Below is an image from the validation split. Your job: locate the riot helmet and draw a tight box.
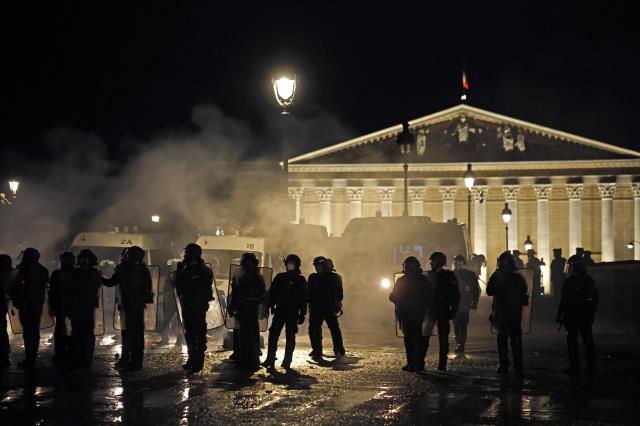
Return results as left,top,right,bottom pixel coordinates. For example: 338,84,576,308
567,255,586,275
127,246,145,263
284,254,301,271
313,256,326,273
183,243,203,262
240,252,259,268
429,251,447,271
78,249,97,269
325,258,336,272
402,256,422,274
20,248,40,265
60,251,75,270
497,251,516,271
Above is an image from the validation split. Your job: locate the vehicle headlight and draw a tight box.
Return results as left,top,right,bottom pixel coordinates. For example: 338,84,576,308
380,278,391,289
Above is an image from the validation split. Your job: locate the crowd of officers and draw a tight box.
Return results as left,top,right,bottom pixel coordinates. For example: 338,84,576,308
389,248,599,377
0,243,599,377
0,243,345,374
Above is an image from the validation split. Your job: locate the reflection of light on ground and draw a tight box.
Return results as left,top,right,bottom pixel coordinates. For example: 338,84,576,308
100,335,116,346
181,344,188,354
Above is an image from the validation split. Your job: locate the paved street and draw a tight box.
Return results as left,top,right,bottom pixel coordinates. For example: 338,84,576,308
1,323,639,425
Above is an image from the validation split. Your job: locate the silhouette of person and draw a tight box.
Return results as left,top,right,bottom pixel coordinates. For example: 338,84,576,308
307,256,345,360
556,255,599,374
512,250,525,269
487,251,528,378
526,249,543,301
175,243,214,372
49,252,75,367
8,248,49,369
425,252,460,371
452,255,480,354
550,248,566,305
389,256,430,372
262,254,307,369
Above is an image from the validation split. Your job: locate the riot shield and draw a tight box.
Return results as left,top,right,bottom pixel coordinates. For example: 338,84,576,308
393,273,437,338
113,265,160,332
490,268,534,335
169,264,226,332
224,264,272,332
6,269,55,335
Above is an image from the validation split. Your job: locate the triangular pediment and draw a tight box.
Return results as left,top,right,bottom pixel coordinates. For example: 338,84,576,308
288,105,640,165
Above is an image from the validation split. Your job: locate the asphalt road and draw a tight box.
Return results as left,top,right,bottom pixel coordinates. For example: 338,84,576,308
1,323,639,425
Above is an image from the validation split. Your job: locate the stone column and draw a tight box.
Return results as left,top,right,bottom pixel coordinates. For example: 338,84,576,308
566,184,583,254
346,187,364,221
471,186,487,281
316,188,333,236
378,187,395,217
599,183,616,262
439,186,457,221
409,187,425,216
534,184,552,292
288,188,304,224
502,185,520,251
634,184,640,260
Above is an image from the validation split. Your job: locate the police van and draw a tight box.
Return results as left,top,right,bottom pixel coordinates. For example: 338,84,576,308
334,216,471,326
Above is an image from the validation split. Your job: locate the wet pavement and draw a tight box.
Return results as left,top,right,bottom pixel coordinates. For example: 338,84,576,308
1,324,640,425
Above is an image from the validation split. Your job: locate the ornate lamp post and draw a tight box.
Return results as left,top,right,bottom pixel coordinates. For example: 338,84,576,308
524,235,534,251
1,180,20,205
463,163,475,244
272,76,297,115
396,122,416,217
501,202,512,251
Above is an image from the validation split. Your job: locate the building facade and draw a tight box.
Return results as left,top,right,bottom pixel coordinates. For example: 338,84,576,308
287,104,640,291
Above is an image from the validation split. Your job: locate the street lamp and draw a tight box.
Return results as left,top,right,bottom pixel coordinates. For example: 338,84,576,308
396,122,416,217
463,163,475,244
272,76,296,114
151,215,160,223
8,180,19,198
524,235,533,251
501,202,512,251
627,240,640,249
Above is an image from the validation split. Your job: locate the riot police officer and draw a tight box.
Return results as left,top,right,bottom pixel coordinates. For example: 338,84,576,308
425,252,460,371
174,243,214,372
512,250,525,269
308,256,345,360
550,248,566,305
71,249,102,370
262,254,307,370
556,255,599,374
526,249,543,303
49,252,75,367
452,255,480,354
389,256,430,372
0,254,13,368
103,246,153,371
228,252,266,370
486,251,529,377
8,248,49,369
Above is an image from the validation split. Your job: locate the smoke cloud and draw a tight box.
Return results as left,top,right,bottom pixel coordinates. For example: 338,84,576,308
0,104,353,260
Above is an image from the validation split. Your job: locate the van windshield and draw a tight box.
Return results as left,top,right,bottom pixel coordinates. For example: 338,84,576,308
202,250,262,279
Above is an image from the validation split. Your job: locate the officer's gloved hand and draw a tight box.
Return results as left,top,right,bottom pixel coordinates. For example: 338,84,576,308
297,315,305,325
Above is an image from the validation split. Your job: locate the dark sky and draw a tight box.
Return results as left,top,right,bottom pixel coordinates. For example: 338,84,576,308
2,2,638,164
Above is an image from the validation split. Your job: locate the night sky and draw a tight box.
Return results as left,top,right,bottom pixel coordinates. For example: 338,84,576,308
2,2,638,164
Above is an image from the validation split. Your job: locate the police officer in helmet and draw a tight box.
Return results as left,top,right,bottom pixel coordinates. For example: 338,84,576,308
8,248,49,369
389,256,430,372
175,243,214,372
487,251,528,378
103,246,153,371
262,254,308,369
425,252,460,371
307,256,345,360
49,252,75,367
556,255,599,375
452,255,480,354
228,252,267,370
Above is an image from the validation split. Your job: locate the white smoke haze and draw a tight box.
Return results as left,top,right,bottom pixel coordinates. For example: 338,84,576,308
0,104,353,260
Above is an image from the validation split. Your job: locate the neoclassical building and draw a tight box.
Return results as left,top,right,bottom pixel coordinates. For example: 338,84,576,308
286,104,640,291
